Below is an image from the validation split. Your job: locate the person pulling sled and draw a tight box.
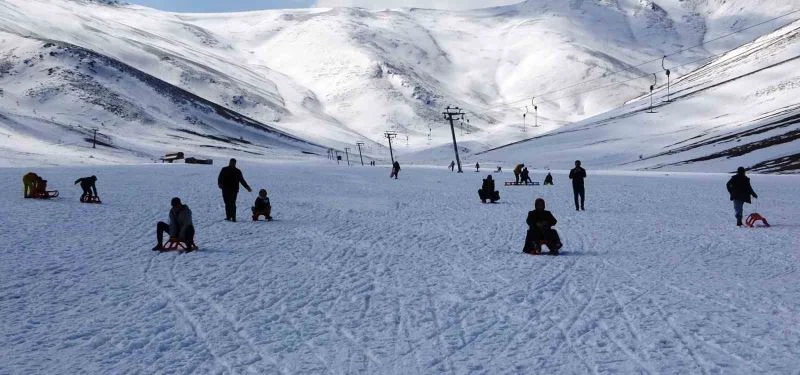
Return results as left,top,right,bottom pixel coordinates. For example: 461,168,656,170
478,175,500,203
26,174,59,199
75,175,101,203
523,198,562,255
152,197,197,252
726,167,758,227
252,189,273,221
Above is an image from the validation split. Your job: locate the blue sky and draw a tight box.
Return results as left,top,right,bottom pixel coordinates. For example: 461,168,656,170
130,0,520,12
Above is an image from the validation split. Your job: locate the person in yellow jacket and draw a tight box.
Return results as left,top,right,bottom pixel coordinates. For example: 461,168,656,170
22,172,39,198
513,164,525,184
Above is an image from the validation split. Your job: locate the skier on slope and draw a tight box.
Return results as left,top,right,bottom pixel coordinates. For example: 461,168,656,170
74,175,98,202
569,160,587,211
726,167,758,227
513,164,525,184
152,197,195,252
478,175,500,203
218,158,252,222
391,161,401,179
523,198,562,255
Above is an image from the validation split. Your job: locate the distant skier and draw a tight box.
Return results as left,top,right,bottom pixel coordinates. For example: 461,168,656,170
523,198,562,255
475,162,480,172
152,197,195,252
22,172,39,198
252,189,273,221
478,175,500,203
521,167,534,184
74,175,98,202
390,161,401,179
543,172,554,185
726,167,758,227
569,160,586,211
218,158,252,222
513,164,525,183
449,161,455,171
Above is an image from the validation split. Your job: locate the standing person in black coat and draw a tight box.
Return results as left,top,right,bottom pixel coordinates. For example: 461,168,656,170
523,198,562,255
726,167,758,226
569,160,587,211
391,161,401,179
478,175,500,203
217,158,252,222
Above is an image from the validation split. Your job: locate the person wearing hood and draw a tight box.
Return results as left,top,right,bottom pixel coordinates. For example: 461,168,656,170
153,197,195,251
523,198,562,255
74,175,98,201
726,167,758,226
478,175,500,203
543,172,554,185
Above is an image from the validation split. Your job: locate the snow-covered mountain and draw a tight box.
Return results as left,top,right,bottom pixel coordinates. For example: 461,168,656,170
0,0,798,167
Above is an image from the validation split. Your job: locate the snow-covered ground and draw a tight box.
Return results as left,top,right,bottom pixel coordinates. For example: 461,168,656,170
2,162,799,373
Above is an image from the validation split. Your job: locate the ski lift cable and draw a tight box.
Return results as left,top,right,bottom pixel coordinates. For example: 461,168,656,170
467,9,800,115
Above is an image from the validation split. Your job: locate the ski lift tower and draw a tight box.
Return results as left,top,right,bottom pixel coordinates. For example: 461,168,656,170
384,131,398,163
443,106,465,173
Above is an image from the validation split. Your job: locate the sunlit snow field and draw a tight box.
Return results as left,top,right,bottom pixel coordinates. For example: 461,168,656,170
2,162,799,373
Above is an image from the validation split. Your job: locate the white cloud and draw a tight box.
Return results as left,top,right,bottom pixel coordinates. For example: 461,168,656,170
313,0,522,10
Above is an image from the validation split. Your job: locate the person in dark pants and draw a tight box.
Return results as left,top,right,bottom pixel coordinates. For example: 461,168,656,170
391,161,401,179
543,172,554,185
521,167,534,184
153,197,195,251
74,175,98,201
569,160,586,211
523,198,562,255
726,167,758,226
252,189,272,221
218,158,252,222
478,175,500,203
513,164,525,183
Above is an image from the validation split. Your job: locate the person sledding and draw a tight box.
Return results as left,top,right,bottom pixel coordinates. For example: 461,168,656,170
522,198,562,255
26,174,59,199
252,189,273,221
726,167,758,227
152,197,196,252
521,167,534,184
543,172,554,185
478,175,500,203
74,175,100,203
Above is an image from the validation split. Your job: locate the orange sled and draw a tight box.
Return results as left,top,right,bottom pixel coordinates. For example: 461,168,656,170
162,238,198,252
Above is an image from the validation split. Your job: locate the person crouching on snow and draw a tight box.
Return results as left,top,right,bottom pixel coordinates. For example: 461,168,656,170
523,198,563,255
478,175,500,203
252,189,273,221
152,197,195,252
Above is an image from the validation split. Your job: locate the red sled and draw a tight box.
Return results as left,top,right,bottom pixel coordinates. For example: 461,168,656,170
30,190,59,199
746,213,770,228
80,196,102,204
162,238,198,252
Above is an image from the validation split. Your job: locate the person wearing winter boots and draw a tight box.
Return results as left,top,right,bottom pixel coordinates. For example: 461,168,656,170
475,162,480,172
218,158,252,222
252,189,273,221
569,160,587,211
543,172,554,185
74,175,99,202
153,197,195,252
478,175,500,203
513,164,525,183
726,167,758,226
523,198,562,255
22,172,39,198
390,161,401,179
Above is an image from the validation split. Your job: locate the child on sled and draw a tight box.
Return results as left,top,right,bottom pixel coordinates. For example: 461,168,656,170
252,189,272,221
523,198,563,255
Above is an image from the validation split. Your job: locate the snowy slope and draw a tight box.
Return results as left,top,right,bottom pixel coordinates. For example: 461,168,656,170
2,163,799,373
1,0,799,165
478,19,800,173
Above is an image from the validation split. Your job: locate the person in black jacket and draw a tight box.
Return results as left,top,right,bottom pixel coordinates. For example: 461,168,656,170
74,175,98,201
523,198,562,255
521,167,534,184
252,189,272,221
726,167,758,226
569,160,586,211
217,158,252,222
391,161,401,179
478,175,500,203
543,172,554,185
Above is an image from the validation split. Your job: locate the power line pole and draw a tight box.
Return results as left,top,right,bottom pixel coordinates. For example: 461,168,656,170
344,147,351,166
356,142,365,166
443,106,465,173
662,56,671,102
384,131,397,163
